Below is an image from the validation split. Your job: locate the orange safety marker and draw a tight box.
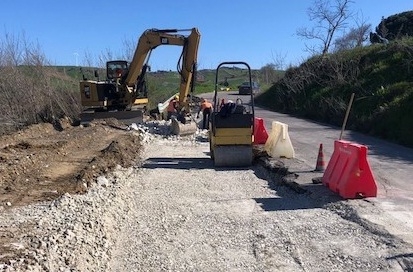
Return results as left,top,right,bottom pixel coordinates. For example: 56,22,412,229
314,143,326,172
322,140,377,199
253,117,268,145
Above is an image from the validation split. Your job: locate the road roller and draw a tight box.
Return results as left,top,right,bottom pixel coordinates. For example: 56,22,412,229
209,61,255,167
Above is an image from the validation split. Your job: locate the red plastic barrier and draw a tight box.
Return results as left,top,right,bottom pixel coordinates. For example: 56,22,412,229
253,117,268,144
322,140,377,199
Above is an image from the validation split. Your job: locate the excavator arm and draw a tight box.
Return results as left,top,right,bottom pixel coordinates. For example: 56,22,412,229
176,28,200,113
125,28,200,114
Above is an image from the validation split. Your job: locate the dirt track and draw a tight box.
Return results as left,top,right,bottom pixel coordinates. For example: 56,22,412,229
0,118,142,261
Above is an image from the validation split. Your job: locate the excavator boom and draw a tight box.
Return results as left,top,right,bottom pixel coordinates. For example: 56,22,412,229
126,28,200,111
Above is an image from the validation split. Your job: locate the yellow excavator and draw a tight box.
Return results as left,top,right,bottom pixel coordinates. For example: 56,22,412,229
79,28,200,134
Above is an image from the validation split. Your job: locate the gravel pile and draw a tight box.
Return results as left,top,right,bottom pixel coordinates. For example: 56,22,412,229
1,121,413,271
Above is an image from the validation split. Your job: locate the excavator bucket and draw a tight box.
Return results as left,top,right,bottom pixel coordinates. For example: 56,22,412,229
171,117,198,135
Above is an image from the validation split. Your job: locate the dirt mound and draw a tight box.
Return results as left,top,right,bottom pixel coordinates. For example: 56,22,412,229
0,119,142,209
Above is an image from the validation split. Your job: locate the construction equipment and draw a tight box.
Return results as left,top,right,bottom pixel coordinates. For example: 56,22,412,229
209,62,255,167
79,28,201,134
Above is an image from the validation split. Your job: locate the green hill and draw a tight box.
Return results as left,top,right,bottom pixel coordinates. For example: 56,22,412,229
255,38,413,147
59,66,270,106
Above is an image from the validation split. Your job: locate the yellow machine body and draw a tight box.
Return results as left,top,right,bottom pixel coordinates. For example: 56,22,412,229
209,61,255,167
79,28,200,130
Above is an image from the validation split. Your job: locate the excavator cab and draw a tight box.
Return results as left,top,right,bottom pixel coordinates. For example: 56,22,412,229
209,61,255,167
107,61,128,80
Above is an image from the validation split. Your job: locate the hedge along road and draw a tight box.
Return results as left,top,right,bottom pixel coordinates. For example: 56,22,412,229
200,90,413,245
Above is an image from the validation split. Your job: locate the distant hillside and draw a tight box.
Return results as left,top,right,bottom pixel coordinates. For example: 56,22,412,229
255,38,413,148
148,67,274,99
68,66,276,109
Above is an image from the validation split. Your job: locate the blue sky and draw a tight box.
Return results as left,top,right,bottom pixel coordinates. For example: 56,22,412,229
1,1,412,70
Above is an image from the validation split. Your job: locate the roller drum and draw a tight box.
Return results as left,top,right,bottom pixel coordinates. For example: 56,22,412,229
213,146,253,167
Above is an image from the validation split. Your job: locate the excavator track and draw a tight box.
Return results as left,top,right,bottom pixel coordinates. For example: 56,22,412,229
80,110,143,126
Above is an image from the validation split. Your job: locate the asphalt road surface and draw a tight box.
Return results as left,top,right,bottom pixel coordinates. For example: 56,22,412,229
201,90,413,244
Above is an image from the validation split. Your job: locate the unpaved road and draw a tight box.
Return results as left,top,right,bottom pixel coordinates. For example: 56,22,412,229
108,135,413,271
1,119,413,271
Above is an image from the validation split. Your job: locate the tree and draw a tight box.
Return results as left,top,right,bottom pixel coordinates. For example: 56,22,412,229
97,48,114,68
334,22,371,51
376,10,413,40
122,37,136,61
260,63,276,85
297,0,354,55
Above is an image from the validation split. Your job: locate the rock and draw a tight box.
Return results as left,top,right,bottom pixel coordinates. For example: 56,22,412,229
97,176,109,187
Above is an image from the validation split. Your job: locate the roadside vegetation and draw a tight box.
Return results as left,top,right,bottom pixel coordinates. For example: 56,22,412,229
0,34,81,133
256,9,413,147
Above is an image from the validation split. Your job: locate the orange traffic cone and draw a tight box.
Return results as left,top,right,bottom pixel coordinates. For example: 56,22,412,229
314,143,326,172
